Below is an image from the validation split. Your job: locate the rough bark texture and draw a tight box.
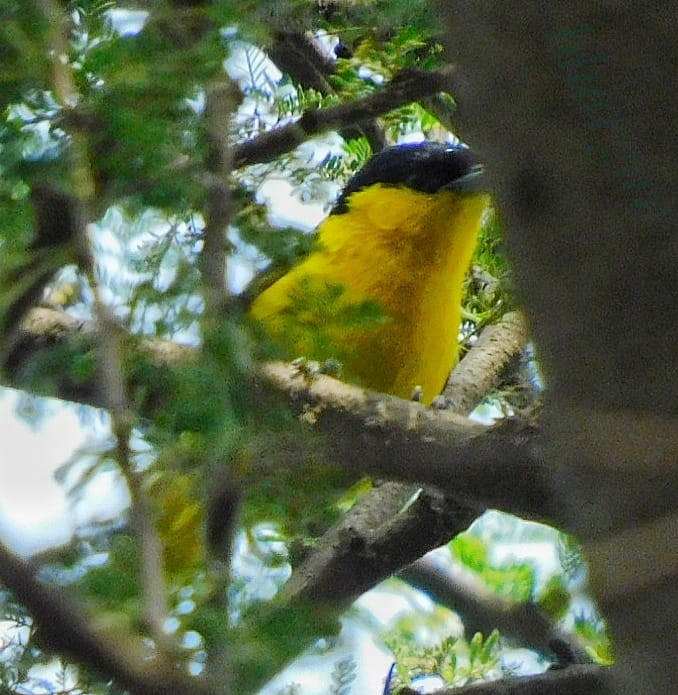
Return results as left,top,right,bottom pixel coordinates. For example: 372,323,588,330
433,3,678,693
443,311,529,414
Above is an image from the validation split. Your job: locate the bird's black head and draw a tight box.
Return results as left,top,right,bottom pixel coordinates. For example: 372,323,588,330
332,142,484,214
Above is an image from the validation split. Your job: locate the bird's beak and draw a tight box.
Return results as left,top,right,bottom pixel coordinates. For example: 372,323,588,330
441,164,486,194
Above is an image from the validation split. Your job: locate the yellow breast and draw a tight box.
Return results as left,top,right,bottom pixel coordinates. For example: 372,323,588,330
250,184,489,403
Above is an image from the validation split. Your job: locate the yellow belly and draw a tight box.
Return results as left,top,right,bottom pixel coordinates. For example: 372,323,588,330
250,185,489,403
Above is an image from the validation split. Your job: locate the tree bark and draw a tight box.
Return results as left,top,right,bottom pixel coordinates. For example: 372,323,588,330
433,3,678,693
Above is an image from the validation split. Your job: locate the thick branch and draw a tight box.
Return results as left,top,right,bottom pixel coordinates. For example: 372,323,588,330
277,310,531,611
4,307,554,521
260,361,554,521
268,30,337,94
280,485,480,606
277,313,549,642
6,308,571,654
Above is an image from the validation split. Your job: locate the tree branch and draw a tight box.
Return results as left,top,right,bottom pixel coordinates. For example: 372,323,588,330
268,30,337,94
4,307,555,521
4,309,565,656
5,308,571,669
267,29,387,152
259,361,554,520
398,663,611,695
275,312,549,642
399,557,570,656
232,66,457,167
0,541,220,695
280,484,481,606
443,311,529,414
200,80,240,317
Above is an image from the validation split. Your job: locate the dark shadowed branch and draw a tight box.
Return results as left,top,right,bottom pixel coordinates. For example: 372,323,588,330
399,663,610,695
399,557,572,656
438,4,678,693
267,29,388,152
280,484,481,607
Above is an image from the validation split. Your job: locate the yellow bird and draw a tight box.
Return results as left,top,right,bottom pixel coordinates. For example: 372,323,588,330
250,142,489,404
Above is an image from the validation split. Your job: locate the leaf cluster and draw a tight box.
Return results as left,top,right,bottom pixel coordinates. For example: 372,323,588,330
385,630,503,691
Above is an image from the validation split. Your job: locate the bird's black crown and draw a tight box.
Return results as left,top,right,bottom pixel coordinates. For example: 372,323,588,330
332,142,481,214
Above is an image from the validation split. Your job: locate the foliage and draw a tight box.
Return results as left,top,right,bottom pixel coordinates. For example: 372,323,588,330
329,655,358,695
384,630,503,691
450,518,611,666
450,534,535,603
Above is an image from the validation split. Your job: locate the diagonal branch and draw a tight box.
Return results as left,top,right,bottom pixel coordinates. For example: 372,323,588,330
232,66,457,167
267,29,387,152
278,310,530,609
443,311,529,413
0,540,220,695
280,484,482,606
398,557,574,657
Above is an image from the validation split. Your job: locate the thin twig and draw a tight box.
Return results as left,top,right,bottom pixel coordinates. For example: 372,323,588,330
197,73,243,691
200,81,241,318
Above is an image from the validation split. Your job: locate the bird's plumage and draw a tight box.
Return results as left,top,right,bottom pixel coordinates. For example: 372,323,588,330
250,142,490,403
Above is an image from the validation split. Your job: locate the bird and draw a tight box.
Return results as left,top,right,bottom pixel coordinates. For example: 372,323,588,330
249,141,490,404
